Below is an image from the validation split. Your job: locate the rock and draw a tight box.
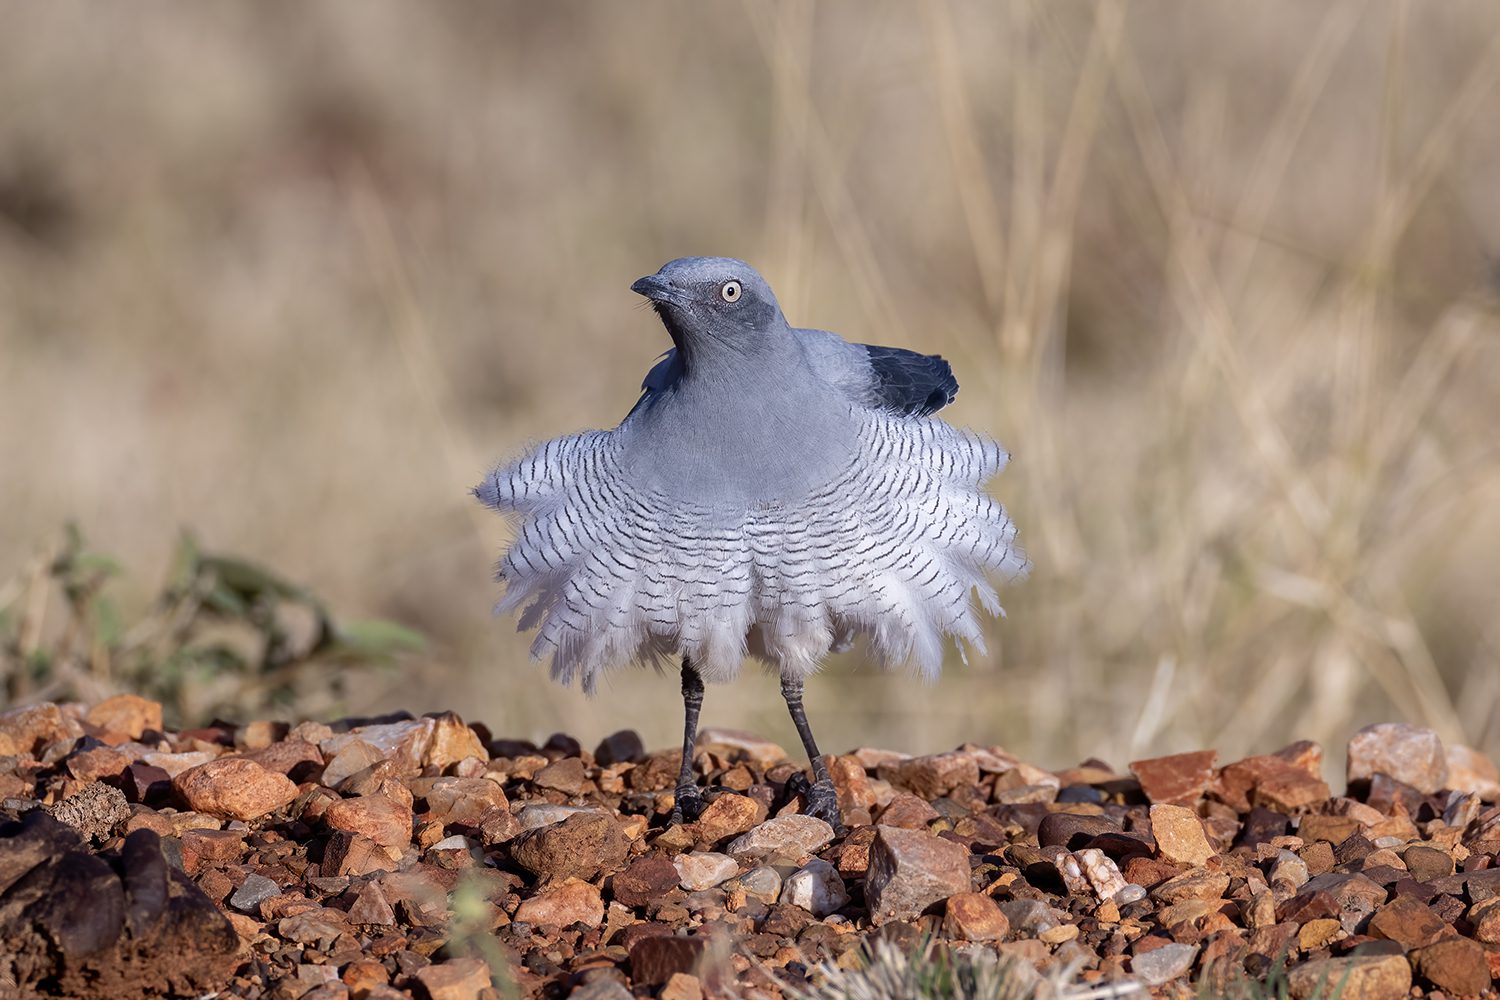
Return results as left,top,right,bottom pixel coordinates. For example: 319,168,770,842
321,739,386,788
319,713,485,775
65,745,131,782
509,810,629,883
1268,849,1310,891
726,815,834,859
324,830,391,877
1445,744,1500,800
877,794,941,829
673,852,738,891
141,750,217,778
1130,751,1217,805
612,853,682,908
889,751,981,799
241,738,323,780
594,730,646,766
629,935,709,989
736,865,784,905
780,858,848,917
660,972,704,1000
1400,844,1453,882
476,805,522,846
1131,942,1198,986
1366,895,1446,950
865,825,971,924
694,793,764,843
1075,848,1128,902
0,702,75,755
172,757,298,821
1299,871,1387,914
1217,754,1331,813
229,873,280,913
943,891,1009,941
85,694,163,740
1413,936,1490,996
0,816,240,999
414,957,491,1000
828,755,878,811
1347,723,1447,795
697,728,787,769
1036,812,1117,849
532,756,588,794
349,879,397,925
1149,804,1215,866
1472,898,1500,943
49,781,130,841
423,777,507,826
1286,953,1411,1000
514,877,604,928
179,828,245,874
323,794,414,849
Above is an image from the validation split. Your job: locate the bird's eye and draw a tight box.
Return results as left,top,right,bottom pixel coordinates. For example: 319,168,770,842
720,280,742,303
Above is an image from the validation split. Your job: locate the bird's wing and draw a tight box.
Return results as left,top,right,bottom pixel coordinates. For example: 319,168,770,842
797,328,959,417
624,349,685,419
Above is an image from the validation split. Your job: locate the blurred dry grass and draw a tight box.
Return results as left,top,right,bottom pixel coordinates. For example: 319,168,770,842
2,1,1499,771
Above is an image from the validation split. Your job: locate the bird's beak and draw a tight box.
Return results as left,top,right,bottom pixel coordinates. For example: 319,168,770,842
630,274,688,307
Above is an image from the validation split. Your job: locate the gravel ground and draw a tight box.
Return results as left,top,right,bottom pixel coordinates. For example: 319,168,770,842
1,698,1498,999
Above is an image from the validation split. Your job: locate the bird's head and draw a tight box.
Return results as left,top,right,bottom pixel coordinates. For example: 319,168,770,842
630,257,787,363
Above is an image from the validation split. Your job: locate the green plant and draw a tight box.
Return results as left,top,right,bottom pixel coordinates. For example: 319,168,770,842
0,524,424,724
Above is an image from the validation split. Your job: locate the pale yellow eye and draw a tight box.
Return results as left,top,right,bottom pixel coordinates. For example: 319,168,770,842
720,280,742,303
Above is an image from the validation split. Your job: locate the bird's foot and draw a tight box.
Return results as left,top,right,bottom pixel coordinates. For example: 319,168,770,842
669,784,705,826
805,778,843,830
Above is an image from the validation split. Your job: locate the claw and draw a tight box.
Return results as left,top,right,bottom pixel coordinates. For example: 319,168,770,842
805,778,844,833
670,785,705,826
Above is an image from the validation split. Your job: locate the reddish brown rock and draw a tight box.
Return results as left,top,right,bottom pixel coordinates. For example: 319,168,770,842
85,694,163,740
725,815,834,858
889,751,980,800
1286,953,1410,1000
423,777,507,826
348,879,397,925
1347,723,1447,795
693,793,764,844
612,852,682,908
877,794,941,829
1413,936,1490,996
1445,744,1500,800
629,935,709,988
241,739,323,779
323,794,414,849
0,702,76,755
179,829,246,875
413,957,491,1000
65,746,131,783
1366,895,1446,951
1149,804,1215,866
172,757,298,821
1130,751,1217,806
509,810,629,882
532,756,588,795
865,825,971,924
828,754,878,811
324,830,391,877
514,878,603,928
943,891,1009,941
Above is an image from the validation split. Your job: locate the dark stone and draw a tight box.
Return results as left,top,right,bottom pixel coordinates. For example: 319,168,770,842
1037,812,1117,851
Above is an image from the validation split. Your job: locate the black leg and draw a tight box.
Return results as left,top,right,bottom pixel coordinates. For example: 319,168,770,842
670,658,705,825
780,675,842,829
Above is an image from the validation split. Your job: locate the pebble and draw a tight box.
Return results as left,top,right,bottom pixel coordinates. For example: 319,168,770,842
1129,750,1217,805
229,873,281,913
1132,942,1198,985
172,757,299,821
780,858,848,917
864,825,971,924
725,815,834,859
1148,803,1215,866
413,957,491,1000
84,694,163,740
509,810,629,882
943,891,1009,942
673,852,739,891
1285,953,1410,1000
693,793,764,843
594,729,646,766
1346,723,1448,794
513,878,604,929
323,794,414,849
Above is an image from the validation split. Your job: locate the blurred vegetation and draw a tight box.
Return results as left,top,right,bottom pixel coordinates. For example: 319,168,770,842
0,525,422,725
0,3,1498,766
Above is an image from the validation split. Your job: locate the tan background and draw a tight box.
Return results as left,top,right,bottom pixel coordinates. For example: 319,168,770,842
3,2,1499,771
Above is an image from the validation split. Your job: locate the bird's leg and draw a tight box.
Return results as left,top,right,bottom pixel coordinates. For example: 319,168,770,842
780,675,843,829
670,658,706,825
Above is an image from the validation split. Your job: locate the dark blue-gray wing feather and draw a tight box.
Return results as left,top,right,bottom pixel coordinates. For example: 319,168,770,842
862,345,958,416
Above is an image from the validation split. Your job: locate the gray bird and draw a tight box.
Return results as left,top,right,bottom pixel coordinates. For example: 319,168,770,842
475,256,1027,826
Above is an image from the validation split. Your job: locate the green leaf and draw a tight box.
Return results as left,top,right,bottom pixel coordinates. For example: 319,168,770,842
328,619,427,659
